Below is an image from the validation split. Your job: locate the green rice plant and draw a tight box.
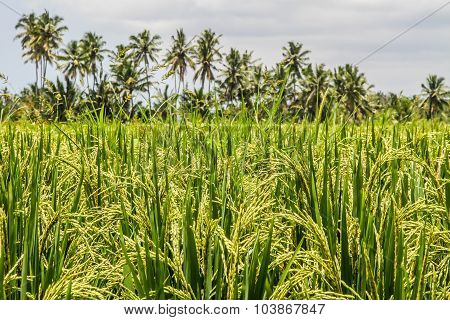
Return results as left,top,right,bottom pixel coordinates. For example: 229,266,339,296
0,114,448,300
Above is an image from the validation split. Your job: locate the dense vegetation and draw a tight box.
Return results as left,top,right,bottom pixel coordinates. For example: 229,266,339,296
0,115,449,299
0,11,449,122
0,11,449,301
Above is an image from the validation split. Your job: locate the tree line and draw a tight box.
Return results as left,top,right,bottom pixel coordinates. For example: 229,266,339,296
1,10,449,122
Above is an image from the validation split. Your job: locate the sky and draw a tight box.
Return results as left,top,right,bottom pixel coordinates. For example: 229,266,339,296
0,0,449,95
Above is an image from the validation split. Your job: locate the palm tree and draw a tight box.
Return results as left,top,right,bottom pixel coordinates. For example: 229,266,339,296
129,30,162,107
15,13,40,92
281,42,310,94
16,11,67,91
193,29,222,92
383,92,415,122
85,74,117,118
58,40,87,83
111,46,149,117
420,75,449,119
110,44,130,67
269,63,289,110
300,64,331,120
249,64,270,98
44,77,79,121
242,50,257,71
80,32,108,90
220,48,245,105
34,11,68,87
333,64,373,119
165,29,195,94
240,50,260,107
153,84,176,119
182,88,211,116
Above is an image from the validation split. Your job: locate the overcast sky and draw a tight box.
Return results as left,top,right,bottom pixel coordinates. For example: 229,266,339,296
1,0,449,94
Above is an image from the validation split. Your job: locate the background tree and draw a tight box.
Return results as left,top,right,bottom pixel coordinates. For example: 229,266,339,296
153,84,176,119
80,32,108,91
420,75,449,119
281,42,310,96
85,74,117,118
372,91,418,122
15,12,67,90
111,46,148,117
129,30,162,107
333,64,373,119
11,9,449,123
165,29,195,94
58,40,87,84
219,48,245,106
44,77,79,121
15,13,40,92
181,88,211,116
34,11,68,86
269,63,289,112
248,64,271,101
300,64,331,120
193,29,222,92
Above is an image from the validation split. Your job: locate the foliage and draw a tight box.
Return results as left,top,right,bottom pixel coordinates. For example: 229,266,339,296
421,75,450,120
2,8,449,302
7,10,449,122
333,64,373,120
0,116,448,300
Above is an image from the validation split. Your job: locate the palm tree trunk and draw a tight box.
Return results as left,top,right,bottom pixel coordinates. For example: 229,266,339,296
35,62,39,96
86,76,90,92
174,75,177,96
43,58,48,88
201,78,205,92
40,60,43,89
129,90,135,118
145,58,152,109
93,63,98,91
178,73,183,95
93,73,97,92
427,99,432,120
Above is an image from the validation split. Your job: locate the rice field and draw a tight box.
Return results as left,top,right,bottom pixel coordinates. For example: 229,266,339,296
0,116,449,300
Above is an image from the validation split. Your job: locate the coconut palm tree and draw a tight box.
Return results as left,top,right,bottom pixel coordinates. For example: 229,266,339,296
193,29,222,92
420,75,449,119
333,64,373,119
129,30,162,107
217,49,256,108
110,44,130,67
44,77,79,121
220,48,245,106
15,13,40,92
80,32,108,90
153,84,176,119
249,64,271,98
242,50,257,71
58,40,87,84
83,74,118,118
111,46,149,117
281,42,310,94
182,88,212,116
300,64,331,120
382,92,416,122
165,29,195,94
268,63,290,110
16,11,67,91
34,11,68,87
